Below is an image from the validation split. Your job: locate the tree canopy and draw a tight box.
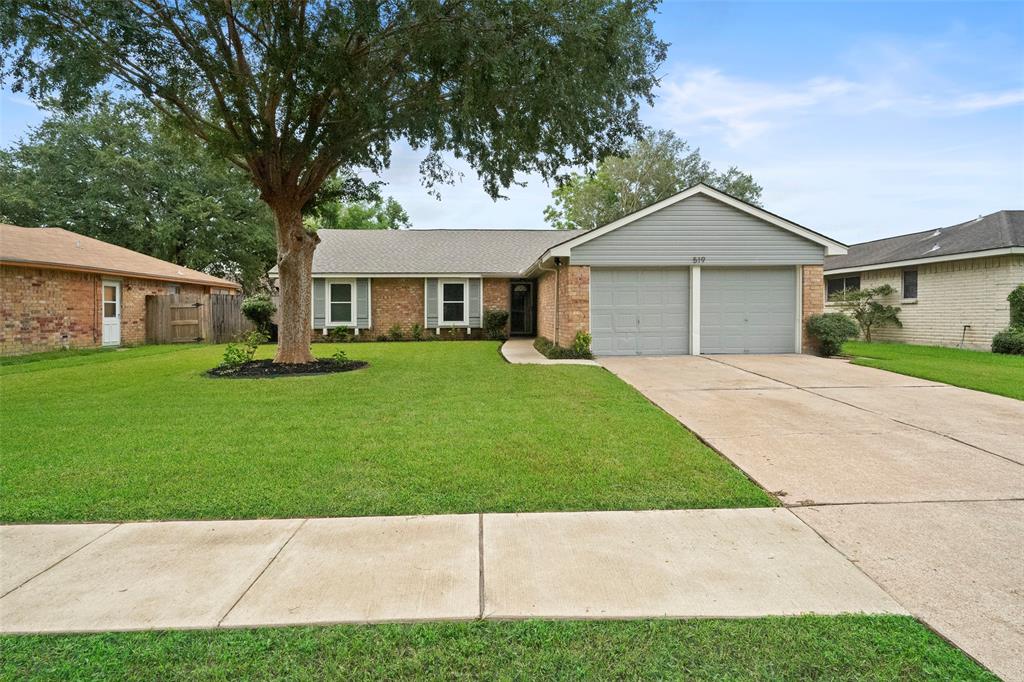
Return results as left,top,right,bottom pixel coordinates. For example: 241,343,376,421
544,130,763,230
304,174,410,230
2,1,666,362
0,99,275,291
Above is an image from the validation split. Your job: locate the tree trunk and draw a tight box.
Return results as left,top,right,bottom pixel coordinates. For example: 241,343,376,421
270,201,319,364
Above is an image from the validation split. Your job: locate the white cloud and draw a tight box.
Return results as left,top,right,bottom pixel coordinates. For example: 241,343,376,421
656,65,1024,147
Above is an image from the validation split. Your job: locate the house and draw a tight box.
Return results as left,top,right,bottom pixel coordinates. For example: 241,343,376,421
0,224,241,355
281,184,847,355
824,211,1024,350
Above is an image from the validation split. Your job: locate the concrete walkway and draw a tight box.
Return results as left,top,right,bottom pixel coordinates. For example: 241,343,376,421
601,354,1024,681
500,338,598,365
0,509,902,633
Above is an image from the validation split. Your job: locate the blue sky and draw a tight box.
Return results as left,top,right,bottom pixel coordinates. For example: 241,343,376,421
2,1,1022,244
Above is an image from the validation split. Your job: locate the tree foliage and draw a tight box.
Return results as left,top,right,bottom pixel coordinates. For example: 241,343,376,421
544,130,763,230
2,1,666,362
830,285,902,343
0,98,275,291
304,174,410,230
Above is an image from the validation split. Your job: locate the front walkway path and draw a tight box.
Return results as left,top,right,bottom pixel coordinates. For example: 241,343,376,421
500,338,598,365
601,354,1024,682
0,508,902,633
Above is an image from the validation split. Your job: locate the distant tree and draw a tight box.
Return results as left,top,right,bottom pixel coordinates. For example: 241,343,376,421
0,99,275,291
831,285,902,343
2,1,665,363
305,174,410,230
545,130,763,230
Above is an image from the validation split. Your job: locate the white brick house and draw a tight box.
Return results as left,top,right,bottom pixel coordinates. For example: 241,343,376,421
824,211,1023,350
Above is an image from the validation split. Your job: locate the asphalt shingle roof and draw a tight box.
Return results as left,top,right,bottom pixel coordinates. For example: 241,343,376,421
825,210,1024,271
0,224,241,289
295,229,584,276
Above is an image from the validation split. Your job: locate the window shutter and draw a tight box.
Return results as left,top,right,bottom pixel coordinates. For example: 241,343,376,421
425,278,438,327
468,279,482,327
312,279,326,328
356,279,370,328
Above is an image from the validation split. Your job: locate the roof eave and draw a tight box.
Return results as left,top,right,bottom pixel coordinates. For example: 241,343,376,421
824,246,1024,274
0,259,241,290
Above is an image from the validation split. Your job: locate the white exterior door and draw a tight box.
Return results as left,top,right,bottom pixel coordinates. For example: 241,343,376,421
101,280,121,346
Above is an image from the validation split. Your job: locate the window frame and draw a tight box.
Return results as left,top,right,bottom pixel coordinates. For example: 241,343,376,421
902,269,918,301
326,278,356,327
826,275,861,300
439,279,468,326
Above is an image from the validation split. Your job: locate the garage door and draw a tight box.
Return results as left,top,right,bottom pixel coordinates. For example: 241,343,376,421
700,268,796,354
590,268,689,356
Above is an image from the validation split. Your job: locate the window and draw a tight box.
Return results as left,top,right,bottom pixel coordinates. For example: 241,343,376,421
166,284,181,295
826,275,860,299
102,285,118,318
902,269,918,299
329,281,353,324
441,281,466,324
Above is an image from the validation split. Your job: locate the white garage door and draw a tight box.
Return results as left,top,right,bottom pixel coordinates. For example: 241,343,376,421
590,268,689,356
700,267,796,354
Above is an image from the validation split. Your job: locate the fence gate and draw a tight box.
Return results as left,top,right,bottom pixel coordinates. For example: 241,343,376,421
146,293,251,344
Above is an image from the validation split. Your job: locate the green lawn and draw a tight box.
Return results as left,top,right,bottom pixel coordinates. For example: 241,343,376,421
844,341,1024,400
0,341,772,523
0,616,994,681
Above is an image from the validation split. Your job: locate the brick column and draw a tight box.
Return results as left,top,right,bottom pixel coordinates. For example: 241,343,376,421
556,264,590,347
801,264,824,354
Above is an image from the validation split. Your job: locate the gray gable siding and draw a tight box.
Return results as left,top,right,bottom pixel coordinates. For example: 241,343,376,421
570,195,825,266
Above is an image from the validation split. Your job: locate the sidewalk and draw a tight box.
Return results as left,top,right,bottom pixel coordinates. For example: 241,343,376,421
500,338,598,365
0,508,903,633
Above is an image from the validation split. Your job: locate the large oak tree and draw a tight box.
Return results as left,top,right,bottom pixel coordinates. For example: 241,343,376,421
2,1,666,363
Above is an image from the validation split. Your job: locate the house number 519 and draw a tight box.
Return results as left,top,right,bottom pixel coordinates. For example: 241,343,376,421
692,256,706,263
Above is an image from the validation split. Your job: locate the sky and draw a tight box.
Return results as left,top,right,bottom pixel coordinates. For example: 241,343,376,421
1,1,1022,245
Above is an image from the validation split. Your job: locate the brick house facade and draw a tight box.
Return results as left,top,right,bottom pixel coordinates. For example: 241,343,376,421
1,225,241,356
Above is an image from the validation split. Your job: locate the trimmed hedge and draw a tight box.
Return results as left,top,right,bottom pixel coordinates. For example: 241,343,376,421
992,326,1024,355
806,313,859,357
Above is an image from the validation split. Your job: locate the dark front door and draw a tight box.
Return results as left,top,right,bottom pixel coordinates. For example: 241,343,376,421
509,281,535,336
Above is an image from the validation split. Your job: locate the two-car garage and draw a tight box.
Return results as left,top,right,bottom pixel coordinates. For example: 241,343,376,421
590,266,798,356
543,184,847,357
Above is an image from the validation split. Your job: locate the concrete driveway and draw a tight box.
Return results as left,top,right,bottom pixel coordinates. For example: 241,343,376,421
601,354,1024,681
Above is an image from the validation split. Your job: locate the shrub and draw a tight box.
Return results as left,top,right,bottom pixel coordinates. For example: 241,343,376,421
483,309,510,340
830,285,901,342
241,295,276,335
220,330,268,368
327,326,353,343
533,334,594,360
806,313,859,357
332,348,350,363
1008,284,1024,327
410,323,424,341
388,323,404,341
992,326,1024,355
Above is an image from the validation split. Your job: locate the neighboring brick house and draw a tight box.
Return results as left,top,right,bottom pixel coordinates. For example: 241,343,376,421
1,224,241,355
275,184,846,355
824,211,1024,350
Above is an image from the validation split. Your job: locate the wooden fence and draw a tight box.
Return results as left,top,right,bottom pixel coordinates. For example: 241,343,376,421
145,293,253,344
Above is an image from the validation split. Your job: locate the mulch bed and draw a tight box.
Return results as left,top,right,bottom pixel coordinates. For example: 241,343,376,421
206,359,368,378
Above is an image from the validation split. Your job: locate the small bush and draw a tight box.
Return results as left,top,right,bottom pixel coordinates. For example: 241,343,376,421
410,323,424,341
534,335,594,360
327,326,353,343
376,334,389,342
332,348,350,363
483,309,510,340
241,295,276,335
388,323,404,341
571,330,592,356
806,313,859,357
992,326,1024,355
220,330,268,368
1008,284,1024,327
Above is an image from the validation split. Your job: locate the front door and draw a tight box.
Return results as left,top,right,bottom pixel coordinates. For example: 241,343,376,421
101,280,121,346
509,281,535,336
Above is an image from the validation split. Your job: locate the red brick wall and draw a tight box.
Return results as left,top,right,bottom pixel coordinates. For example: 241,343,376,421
801,264,824,354
1,264,211,355
536,264,590,347
1,265,101,355
346,277,509,340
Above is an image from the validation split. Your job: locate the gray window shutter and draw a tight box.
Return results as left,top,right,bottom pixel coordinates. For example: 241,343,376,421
468,279,481,327
312,279,326,328
356,278,370,328
425,278,438,327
